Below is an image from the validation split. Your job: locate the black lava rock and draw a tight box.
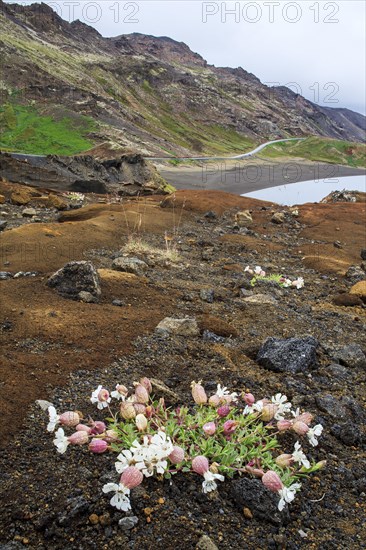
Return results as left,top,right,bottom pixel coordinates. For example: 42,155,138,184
330,344,366,369
257,336,318,374
315,394,348,419
230,478,290,525
200,289,215,303
331,422,362,446
57,496,89,526
47,261,101,300
204,211,217,220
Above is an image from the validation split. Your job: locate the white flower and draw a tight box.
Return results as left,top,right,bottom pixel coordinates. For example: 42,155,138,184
282,278,292,287
127,431,172,478
271,393,292,420
150,431,174,457
254,265,263,275
136,455,166,477
271,393,288,406
53,428,69,454
292,277,304,289
102,483,131,511
215,384,229,398
111,384,127,401
244,266,253,274
307,424,323,447
202,470,225,493
243,400,264,415
229,392,239,402
292,442,310,469
154,456,168,475
278,482,301,511
47,405,60,432
291,408,301,418
90,385,111,410
115,450,134,474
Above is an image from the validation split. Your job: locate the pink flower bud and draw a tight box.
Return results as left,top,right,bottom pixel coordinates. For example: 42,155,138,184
68,431,89,446
191,382,207,405
169,446,185,464
145,405,154,419
217,405,230,418
223,420,238,436
133,403,146,415
277,419,292,431
261,404,278,422
203,421,216,435
243,393,255,406
115,384,128,397
120,466,143,489
208,394,221,407
192,455,209,475
275,454,294,468
295,412,313,426
90,421,106,435
98,389,110,402
134,384,149,404
120,402,136,419
139,377,152,394
76,424,92,434
135,413,148,432
245,465,264,478
105,429,119,442
59,411,80,427
262,470,283,492
89,438,108,454
222,394,234,405
292,420,309,436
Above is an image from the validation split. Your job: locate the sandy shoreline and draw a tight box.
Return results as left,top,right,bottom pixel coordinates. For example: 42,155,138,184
159,160,366,195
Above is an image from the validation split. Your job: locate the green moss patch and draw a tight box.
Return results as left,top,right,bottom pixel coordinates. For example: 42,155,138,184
0,103,96,155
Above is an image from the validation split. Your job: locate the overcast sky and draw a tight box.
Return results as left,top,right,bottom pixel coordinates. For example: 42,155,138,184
5,0,366,115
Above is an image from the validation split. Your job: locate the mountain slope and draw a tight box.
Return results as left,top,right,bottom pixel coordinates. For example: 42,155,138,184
0,0,365,156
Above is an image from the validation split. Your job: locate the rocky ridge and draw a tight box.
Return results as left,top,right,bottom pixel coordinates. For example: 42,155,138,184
0,0,365,157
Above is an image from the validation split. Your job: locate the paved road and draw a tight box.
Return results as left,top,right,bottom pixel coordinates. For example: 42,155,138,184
7,138,303,163
146,138,304,161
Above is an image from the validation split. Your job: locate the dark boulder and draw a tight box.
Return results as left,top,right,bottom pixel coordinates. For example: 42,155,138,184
47,261,101,300
257,336,318,374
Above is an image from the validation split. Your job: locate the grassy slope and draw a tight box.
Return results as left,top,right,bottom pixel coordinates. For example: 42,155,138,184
262,137,366,168
0,103,96,155
0,14,257,157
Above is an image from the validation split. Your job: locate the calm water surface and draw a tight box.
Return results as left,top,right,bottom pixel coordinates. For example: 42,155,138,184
242,175,366,205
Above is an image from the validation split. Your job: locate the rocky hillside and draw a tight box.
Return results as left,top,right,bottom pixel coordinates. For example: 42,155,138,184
0,0,365,156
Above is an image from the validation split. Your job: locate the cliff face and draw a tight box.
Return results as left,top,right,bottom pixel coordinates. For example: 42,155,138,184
0,0,365,156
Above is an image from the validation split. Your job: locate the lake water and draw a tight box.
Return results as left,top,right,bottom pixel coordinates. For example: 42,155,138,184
242,175,366,205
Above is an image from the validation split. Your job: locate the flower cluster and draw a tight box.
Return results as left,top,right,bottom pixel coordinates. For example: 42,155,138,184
245,265,304,289
45,377,325,514
63,192,85,202
115,431,177,478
